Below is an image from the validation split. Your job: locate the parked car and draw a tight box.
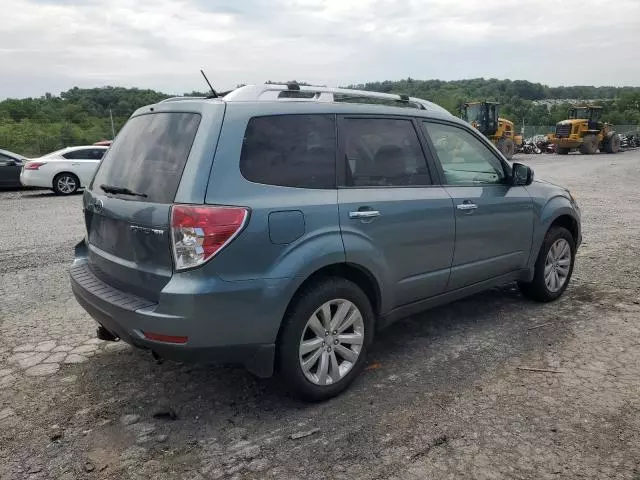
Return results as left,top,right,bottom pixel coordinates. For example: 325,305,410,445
0,149,27,188
20,145,109,195
70,84,581,401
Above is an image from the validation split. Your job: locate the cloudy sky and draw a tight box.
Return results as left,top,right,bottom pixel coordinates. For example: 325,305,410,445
2,0,640,98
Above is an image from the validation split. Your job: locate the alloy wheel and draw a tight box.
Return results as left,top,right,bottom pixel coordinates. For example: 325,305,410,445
544,238,571,292
298,299,364,386
57,175,77,194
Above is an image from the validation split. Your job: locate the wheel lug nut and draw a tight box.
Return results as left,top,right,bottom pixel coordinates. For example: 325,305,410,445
332,330,337,335
322,341,326,346
325,331,329,336
327,347,332,352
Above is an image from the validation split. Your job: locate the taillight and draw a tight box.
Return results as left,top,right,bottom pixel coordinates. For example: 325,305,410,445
170,205,248,271
25,161,46,170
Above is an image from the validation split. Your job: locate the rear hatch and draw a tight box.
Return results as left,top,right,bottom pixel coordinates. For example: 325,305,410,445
83,111,203,302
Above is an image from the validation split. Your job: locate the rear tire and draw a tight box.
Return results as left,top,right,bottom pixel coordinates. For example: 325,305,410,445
518,226,575,302
603,132,621,153
579,134,598,154
53,173,79,195
555,146,570,155
497,137,515,160
277,277,374,401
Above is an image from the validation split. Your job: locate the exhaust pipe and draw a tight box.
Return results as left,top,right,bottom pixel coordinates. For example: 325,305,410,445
151,350,164,364
96,326,119,342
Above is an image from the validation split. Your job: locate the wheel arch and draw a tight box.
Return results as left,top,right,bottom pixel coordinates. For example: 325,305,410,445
549,214,579,243
52,171,80,189
287,262,381,317
275,262,382,353
526,198,581,275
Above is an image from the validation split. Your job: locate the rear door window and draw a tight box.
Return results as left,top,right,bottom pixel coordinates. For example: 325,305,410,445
63,149,99,160
240,114,336,189
340,117,431,186
91,112,201,203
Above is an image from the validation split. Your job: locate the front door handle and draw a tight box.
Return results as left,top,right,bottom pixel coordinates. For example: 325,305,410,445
456,203,478,211
349,210,380,219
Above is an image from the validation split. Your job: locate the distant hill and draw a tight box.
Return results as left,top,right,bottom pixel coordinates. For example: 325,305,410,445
1,79,639,156
349,78,640,126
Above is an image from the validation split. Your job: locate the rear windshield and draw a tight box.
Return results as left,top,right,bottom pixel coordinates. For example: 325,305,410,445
91,112,201,203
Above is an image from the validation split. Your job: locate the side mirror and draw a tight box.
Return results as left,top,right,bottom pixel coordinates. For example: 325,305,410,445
512,162,534,186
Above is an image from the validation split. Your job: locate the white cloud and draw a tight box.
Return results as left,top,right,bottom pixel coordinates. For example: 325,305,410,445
1,0,639,98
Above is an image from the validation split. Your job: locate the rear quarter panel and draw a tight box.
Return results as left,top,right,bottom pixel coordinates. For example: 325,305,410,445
43,158,91,187
73,160,100,186
202,103,345,284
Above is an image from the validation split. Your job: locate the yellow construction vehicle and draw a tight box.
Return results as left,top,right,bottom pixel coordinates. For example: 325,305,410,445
462,101,522,160
547,106,620,155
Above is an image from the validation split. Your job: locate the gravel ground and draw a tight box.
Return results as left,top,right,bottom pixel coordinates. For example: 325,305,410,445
1,150,639,480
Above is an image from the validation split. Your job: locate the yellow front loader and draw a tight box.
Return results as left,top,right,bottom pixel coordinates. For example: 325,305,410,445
547,106,620,155
462,101,522,160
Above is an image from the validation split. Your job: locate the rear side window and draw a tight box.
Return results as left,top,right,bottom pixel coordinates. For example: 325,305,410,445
63,148,104,160
92,113,201,203
341,118,431,187
240,115,336,189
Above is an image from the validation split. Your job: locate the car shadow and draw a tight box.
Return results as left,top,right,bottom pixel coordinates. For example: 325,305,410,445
18,281,595,480
65,283,583,421
20,191,57,198
15,190,84,198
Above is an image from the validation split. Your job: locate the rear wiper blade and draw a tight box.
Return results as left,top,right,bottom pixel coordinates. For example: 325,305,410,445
100,184,147,198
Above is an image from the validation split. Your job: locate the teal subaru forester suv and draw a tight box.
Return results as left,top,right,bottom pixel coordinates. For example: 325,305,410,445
70,83,581,401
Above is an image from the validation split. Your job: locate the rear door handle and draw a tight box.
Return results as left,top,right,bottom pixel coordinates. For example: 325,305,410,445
456,203,478,211
349,210,380,219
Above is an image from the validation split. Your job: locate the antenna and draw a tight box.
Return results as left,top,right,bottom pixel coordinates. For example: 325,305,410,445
200,69,218,98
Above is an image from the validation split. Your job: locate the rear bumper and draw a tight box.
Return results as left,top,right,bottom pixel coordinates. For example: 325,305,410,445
69,250,291,377
20,169,51,188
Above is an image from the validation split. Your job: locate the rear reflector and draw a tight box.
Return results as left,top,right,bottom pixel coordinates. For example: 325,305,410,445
170,205,249,271
143,332,188,344
24,161,46,170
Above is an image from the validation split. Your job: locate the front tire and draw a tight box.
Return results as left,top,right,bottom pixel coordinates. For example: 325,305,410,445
497,137,515,160
555,146,570,155
518,226,575,302
579,134,598,154
53,173,79,195
277,278,374,401
603,132,621,153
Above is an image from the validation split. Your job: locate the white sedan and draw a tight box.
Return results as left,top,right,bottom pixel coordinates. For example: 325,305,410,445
20,145,109,195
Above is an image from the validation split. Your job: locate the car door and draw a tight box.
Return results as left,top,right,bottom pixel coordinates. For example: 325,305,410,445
337,116,455,310
0,153,23,187
422,121,533,291
62,148,105,185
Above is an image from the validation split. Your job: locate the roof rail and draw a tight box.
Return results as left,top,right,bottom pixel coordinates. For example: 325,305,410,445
159,96,208,103
223,84,450,114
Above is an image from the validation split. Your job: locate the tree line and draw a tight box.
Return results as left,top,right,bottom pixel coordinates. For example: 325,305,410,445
1,79,639,156
351,78,640,127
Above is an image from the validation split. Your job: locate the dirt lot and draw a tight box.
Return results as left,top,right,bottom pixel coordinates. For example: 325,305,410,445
1,151,639,480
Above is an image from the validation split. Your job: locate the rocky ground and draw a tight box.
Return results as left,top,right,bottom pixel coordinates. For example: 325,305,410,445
1,150,639,480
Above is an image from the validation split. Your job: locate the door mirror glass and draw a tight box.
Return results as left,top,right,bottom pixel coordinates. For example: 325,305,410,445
512,163,533,186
